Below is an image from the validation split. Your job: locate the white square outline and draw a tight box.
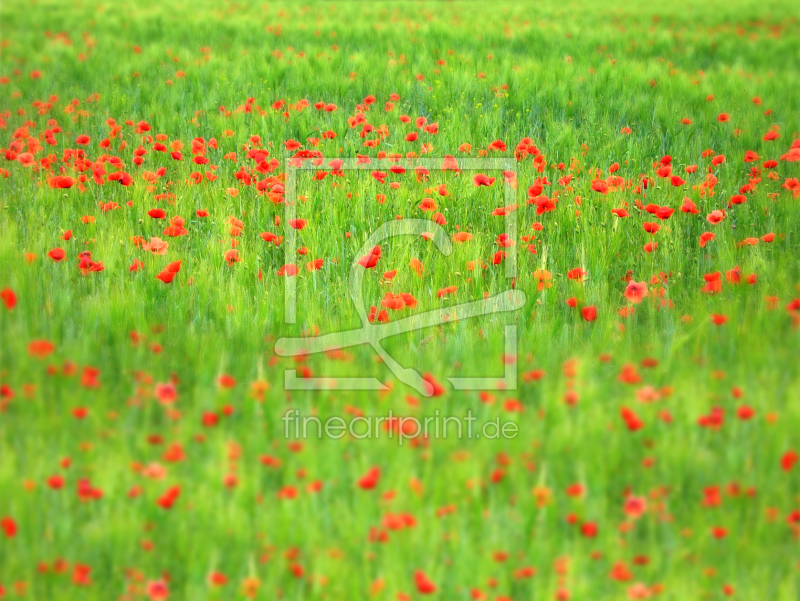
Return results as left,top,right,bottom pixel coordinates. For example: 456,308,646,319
279,157,523,394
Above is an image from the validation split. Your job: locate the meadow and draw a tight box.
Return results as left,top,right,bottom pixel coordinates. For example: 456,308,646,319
1,0,799,599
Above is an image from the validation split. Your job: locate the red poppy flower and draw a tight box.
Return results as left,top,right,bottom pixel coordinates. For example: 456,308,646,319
47,248,66,262
358,467,380,490
624,281,647,304
0,288,16,311
472,173,495,187
414,571,436,595
1,517,17,538
711,314,728,325
357,245,381,269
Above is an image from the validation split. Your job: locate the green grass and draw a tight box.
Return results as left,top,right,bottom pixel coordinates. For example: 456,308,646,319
1,0,799,599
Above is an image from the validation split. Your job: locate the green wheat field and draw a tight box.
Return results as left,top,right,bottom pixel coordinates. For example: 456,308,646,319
1,0,799,599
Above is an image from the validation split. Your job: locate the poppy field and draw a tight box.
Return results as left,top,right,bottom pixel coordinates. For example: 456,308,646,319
1,0,800,599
